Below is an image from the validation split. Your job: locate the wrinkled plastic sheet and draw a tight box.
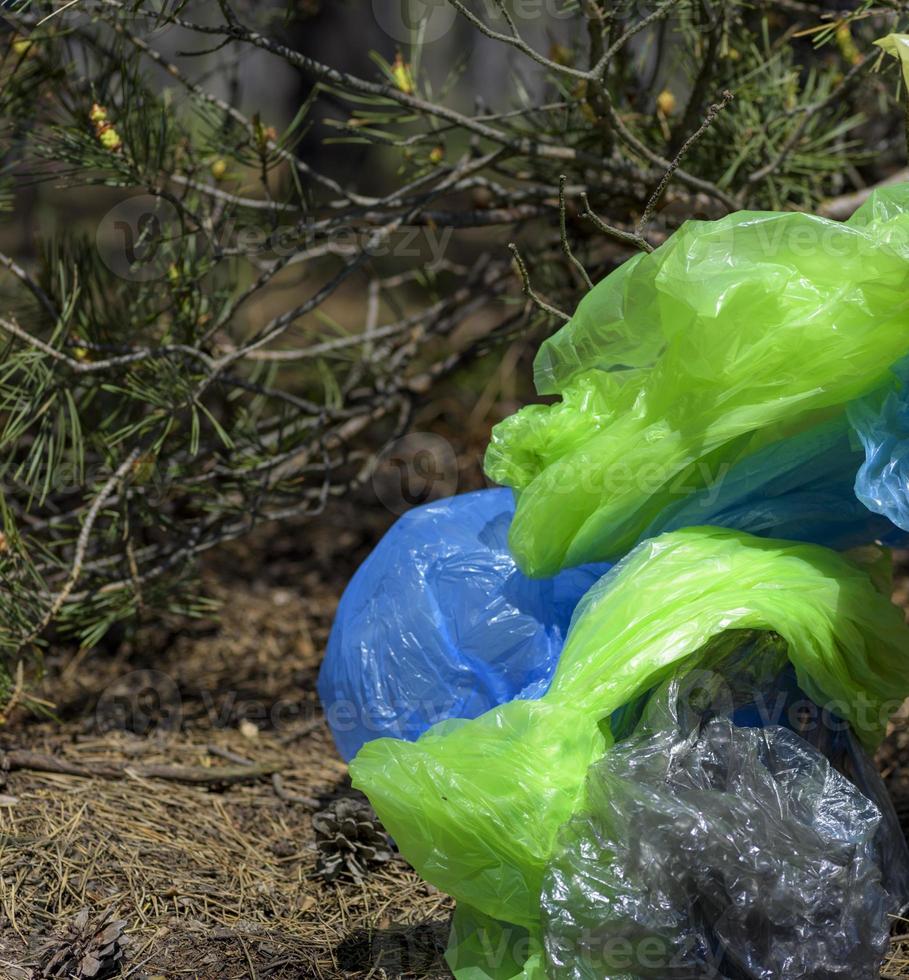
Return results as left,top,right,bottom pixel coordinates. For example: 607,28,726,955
542,634,909,980
319,458,905,764
850,356,909,533
317,488,608,760
636,413,904,551
341,187,909,980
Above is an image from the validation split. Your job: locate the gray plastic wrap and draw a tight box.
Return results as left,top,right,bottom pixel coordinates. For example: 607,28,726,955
610,630,909,908
541,652,896,980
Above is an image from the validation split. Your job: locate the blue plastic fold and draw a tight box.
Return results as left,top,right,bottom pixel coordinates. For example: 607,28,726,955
640,412,906,550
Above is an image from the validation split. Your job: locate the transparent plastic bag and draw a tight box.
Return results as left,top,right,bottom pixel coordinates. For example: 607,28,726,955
485,185,909,576
439,638,909,980
609,625,909,909
317,488,608,760
541,635,909,980
541,717,890,980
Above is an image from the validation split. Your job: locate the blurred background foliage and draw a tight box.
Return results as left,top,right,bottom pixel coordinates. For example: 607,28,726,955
0,0,907,710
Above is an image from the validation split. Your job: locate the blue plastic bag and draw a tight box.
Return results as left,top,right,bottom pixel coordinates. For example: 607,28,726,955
638,412,906,550
317,488,610,761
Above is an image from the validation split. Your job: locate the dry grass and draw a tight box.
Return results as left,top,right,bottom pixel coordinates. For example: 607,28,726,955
0,757,451,978
0,515,453,978
886,932,909,979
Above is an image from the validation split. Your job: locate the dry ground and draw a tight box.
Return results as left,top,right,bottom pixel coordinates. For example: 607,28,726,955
0,506,453,979
0,511,908,978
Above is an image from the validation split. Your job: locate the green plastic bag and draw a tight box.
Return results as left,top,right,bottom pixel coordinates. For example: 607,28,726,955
350,527,909,973
485,186,909,577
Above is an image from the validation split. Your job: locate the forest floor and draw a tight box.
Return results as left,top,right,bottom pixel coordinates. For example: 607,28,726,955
0,502,454,979
1,502,909,978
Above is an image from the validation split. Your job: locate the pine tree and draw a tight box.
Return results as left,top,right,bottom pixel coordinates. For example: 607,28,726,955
0,0,904,707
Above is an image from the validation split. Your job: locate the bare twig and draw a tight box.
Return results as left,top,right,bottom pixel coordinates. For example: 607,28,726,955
581,193,654,253
638,90,734,234
559,175,593,291
0,252,59,322
16,448,142,652
2,749,281,785
0,316,215,374
508,243,570,322
271,773,319,808
446,0,684,84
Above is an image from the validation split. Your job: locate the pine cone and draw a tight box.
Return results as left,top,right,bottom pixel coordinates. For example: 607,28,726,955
312,796,393,883
33,909,127,979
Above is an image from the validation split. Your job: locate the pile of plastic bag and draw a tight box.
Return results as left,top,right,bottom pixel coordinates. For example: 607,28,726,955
319,184,909,979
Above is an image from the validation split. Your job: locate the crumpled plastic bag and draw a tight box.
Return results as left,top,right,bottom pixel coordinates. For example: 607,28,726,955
318,488,609,761
350,527,909,944
541,717,890,980
320,418,902,761
542,634,906,980
441,634,909,980
849,356,909,533
485,185,909,576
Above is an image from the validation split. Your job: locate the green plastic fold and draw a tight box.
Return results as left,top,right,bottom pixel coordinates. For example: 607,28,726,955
485,185,909,577
350,527,909,945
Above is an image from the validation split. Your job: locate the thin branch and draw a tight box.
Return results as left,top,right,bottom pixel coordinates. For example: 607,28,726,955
559,175,593,290
446,0,592,80
508,243,570,322
590,0,686,80
95,1,581,164
0,251,58,322
0,316,215,373
445,0,684,84
580,193,654,253
598,87,738,211
16,448,142,652
2,749,280,786
638,90,734,234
